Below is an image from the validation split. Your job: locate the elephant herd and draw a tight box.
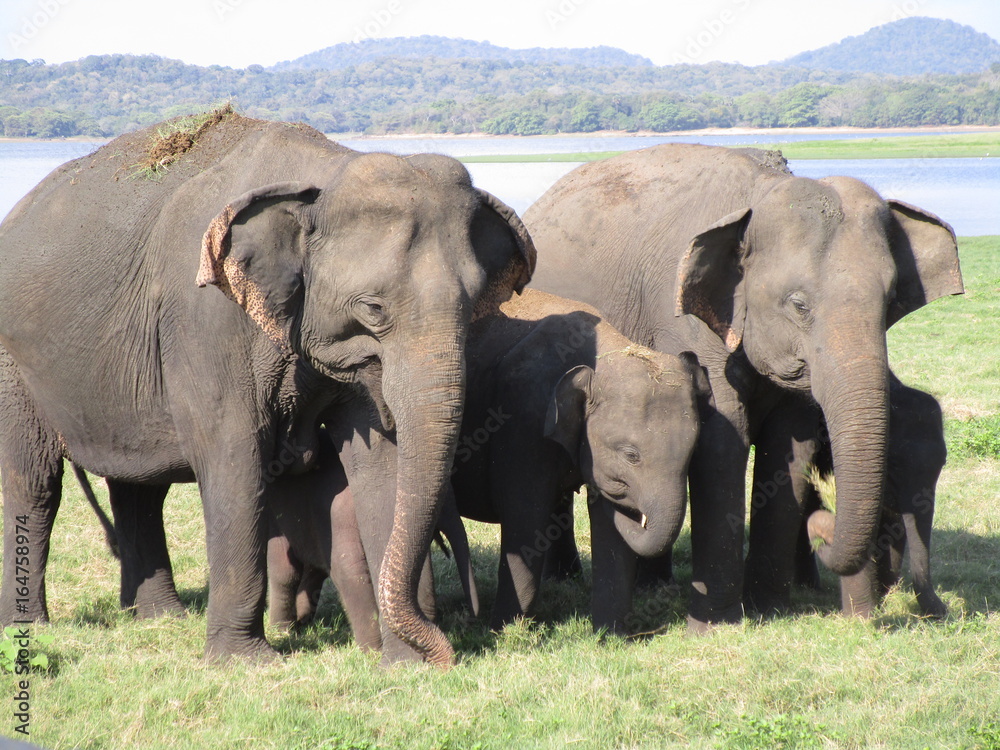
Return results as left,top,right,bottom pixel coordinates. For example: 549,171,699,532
0,112,963,668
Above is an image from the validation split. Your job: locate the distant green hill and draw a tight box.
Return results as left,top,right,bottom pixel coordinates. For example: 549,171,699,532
782,17,1000,75
273,35,653,70
2,26,999,138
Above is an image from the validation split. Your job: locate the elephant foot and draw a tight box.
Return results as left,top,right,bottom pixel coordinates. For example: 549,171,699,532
685,609,743,635
0,601,49,626
685,615,716,636
202,634,279,663
134,597,186,619
916,590,948,619
743,590,791,619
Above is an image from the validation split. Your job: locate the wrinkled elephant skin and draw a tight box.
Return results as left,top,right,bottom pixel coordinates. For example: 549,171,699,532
526,144,962,631
0,111,534,665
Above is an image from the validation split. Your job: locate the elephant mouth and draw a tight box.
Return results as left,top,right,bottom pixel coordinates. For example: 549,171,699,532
598,495,646,528
353,358,396,432
770,359,810,390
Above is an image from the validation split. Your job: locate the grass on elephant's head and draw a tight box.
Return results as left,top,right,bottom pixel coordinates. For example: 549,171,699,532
3,236,1000,749
128,102,236,180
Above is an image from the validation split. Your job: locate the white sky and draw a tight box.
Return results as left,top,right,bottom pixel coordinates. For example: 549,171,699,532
1,0,998,69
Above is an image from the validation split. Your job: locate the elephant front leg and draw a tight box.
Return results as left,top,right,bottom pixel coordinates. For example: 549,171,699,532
745,399,822,615
107,481,184,618
328,484,382,652
686,414,750,632
838,557,881,618
541,492,583,582
588,498,638,634
490,470,566,630
266,532,303,629
199,473,273,661
894,484,947,618
330,400,428,665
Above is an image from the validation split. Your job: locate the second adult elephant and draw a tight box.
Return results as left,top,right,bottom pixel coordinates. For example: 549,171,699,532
526,144,963,631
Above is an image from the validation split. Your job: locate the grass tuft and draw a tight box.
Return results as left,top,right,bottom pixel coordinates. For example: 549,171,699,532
129,102,235,180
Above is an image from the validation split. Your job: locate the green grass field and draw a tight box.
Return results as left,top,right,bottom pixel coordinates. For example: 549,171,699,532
458,131,1000,163
2,237,998,749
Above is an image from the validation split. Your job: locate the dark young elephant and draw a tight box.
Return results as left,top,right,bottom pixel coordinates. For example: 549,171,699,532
266,430,480,650
785,372,948,618
451,288,707,632
525,144,963,632
0,110,533,665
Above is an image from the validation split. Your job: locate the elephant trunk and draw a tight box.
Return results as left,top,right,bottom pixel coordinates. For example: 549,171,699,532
377,325,466,669
611,477,687,559
808,324,889,577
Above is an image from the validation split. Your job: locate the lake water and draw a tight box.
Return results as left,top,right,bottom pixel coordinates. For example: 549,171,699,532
1,133,997,236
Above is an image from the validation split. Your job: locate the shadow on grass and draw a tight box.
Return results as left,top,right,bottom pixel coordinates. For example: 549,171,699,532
932,528,1000,613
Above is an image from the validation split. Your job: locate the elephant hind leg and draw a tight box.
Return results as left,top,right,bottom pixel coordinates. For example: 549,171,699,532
107,481,183,618
0,353,66,624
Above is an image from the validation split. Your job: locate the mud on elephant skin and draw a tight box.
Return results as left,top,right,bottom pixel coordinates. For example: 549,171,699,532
0,108,534,666
793,372,949,619
450,288,708,633
526,143,962,632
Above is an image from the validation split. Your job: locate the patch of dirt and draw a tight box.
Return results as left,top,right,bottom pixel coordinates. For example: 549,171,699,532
132,103,236,178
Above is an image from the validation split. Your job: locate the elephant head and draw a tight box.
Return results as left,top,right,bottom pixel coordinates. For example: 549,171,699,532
543,349,707,558
676,175,962,575
197,152,534,667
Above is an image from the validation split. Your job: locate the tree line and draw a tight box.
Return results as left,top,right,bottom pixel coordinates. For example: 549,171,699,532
1,55,998,138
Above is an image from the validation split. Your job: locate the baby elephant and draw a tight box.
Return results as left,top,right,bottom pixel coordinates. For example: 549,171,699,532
453,288,709,632
266,432,478,651
804,372,948,618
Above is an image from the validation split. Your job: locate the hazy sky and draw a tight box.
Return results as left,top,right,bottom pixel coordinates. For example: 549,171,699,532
2,0,998,69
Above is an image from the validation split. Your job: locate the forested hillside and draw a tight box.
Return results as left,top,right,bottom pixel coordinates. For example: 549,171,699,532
274,35,653,70
1,33,999,138
782,17,1000,75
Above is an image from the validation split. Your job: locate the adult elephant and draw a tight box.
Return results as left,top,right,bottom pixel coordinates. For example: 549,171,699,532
525,144,962,631
0,110,534,666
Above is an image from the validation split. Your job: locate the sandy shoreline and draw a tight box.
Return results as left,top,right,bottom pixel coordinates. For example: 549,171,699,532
2,125,998,144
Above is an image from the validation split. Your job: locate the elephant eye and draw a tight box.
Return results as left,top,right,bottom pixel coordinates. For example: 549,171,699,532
354,298,390,331
787,293,811,318
618,445,641,466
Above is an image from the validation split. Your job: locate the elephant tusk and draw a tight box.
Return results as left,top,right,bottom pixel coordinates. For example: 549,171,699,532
641,513,648,529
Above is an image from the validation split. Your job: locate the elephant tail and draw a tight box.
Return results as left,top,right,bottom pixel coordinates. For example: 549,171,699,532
71,463,120,560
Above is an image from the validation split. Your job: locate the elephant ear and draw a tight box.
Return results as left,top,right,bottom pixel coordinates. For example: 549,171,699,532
674,208,752,353
197,182,321,353
885,199,964,327
543,365,594,464
469,189,537,319
677,351,715,411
